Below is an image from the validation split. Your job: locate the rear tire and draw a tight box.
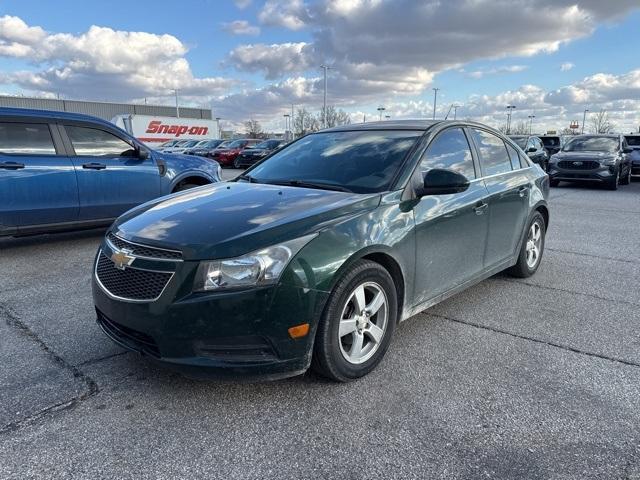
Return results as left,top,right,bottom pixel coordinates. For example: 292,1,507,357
550,179,560,187
311,260,397,382
174,183,199,192
507,212,545,278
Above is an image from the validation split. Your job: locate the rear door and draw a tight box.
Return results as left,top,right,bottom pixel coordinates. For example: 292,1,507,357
62,124,161,221
412,127,489,303
0,121,78,229
469,128,531,268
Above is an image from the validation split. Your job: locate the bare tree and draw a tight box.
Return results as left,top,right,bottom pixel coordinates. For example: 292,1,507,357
293,108,320,136
317,106,352,128
590,109,615,134
244,119,263,138
560,127,578,136
509,121,530,135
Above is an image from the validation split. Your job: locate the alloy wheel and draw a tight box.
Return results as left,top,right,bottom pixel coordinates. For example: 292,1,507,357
338,282,388,365
526,221,542,269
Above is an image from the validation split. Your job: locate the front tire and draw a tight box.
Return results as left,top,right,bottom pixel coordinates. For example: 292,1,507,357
606,168,620,190
311,260,397,382
174,182,200,192
550,179,560,187
620,165,631,185
507,212,546,278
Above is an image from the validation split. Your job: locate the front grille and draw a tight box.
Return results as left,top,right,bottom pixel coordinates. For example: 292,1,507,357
97,310,160,357
96,252,172,302
558,160,600,170
107,232,182,260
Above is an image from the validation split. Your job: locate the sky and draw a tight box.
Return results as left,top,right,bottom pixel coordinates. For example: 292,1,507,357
0,0,639,134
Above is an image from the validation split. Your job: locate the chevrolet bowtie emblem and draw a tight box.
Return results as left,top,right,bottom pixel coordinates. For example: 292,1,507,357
111,248,135,270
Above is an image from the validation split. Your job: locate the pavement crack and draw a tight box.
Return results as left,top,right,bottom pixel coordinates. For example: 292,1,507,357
0,302,100,435
429,312,640,369
76,350,129,367
545,247,640,265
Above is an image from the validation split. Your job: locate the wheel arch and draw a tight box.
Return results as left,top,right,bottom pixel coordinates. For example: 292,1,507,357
534,203,549,229
170,172,213,192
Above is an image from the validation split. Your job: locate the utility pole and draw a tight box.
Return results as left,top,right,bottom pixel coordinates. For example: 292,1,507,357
453,104,459,120
506,105,516,134
283,114,290,140
377,106,386,121
173,89,180,118
582,109,589,134
320,65,333,128
528,114,535,134
432,88,440,120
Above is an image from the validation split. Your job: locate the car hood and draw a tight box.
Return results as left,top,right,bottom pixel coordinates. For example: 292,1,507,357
553,151,616,161
112,182,381,260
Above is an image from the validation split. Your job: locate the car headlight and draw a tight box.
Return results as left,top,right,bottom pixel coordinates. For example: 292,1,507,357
601,158,617,166
193,234,317,292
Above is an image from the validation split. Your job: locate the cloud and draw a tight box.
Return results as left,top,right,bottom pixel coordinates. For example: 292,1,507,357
222,20,261,36
466,65,529,79
234,0,252,8
227,42,311,79
560,62,575,71
258,0,310,30
0,15,237,100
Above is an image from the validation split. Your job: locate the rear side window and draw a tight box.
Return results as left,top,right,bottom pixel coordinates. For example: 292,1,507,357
0,122,56,155
66,126,134,156
626,136,640,147
506,143,523,170
470,129,512,176
420,128,476,179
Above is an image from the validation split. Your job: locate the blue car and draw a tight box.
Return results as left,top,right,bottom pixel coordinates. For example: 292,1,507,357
0,108,221,237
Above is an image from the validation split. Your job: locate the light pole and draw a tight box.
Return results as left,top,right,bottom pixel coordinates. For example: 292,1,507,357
432,88,440,120
215,117,221,138
582,109,589,134
173,89,180,118
377,106,386,121
320,65,333,128
528,114,536,135
283,114,290,140
385,115,391,120
453,104,460,120
506,105,516,134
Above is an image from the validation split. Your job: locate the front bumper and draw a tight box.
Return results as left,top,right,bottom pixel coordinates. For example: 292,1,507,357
92,246,329,380
548,162,616,183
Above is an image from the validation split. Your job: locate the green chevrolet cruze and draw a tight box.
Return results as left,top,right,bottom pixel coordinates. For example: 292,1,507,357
93,120,549,382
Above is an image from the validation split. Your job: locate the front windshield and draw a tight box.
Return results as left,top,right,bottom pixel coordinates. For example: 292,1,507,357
563,136,619,152
160,140,178,148
204,140,223,148
227,140,248,148
246,130,422,194
182,140,199,148
511,137,528,149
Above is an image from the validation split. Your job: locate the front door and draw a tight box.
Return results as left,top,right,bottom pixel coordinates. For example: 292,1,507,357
469,128,530,267
63,125,160,220
412,127,489,305
0,121,78,229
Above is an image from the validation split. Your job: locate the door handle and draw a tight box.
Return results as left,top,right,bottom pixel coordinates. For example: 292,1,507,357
0,161,25,170
518,186,529,198
82,162,107,170
473,202,488,215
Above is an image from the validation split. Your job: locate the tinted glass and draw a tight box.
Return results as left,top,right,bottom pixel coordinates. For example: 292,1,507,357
204,140,224,148
0,122,56,155
511,137,528,149
564,136,619,152
421,128,475,179
625,136,640,147
256,140,281,149
228,140,248,148
540,137,560,147
249,130,422,193
67,126,134,156
506,143,522,170
471,129,512,176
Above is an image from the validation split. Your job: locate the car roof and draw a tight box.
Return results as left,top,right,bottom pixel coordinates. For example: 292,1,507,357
0,107,114,126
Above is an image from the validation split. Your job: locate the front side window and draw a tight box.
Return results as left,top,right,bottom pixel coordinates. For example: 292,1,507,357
248,130,422,193
471,129,513,176
420,128,475,179
66,126,134,156
511,137,528,149
0,122,56,155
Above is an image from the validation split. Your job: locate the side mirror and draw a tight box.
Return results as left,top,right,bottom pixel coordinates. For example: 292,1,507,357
415,169,470,197
138,147,150,160
527,147,537,153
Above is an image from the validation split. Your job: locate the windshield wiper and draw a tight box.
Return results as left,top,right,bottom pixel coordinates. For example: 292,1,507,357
237,174,259,183
267,179,353,193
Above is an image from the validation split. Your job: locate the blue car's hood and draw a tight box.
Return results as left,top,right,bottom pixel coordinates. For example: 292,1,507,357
113,182,380,260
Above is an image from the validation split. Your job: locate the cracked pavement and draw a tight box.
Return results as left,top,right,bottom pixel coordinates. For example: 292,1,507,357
1,175,640,479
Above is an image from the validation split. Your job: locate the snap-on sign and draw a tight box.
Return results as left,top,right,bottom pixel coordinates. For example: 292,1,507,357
145,120,209,137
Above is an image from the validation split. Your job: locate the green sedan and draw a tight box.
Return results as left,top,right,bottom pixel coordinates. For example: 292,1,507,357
92,120,549,382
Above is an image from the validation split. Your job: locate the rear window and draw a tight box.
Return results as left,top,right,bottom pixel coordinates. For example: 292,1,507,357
506,143,523,170
0,122,56,155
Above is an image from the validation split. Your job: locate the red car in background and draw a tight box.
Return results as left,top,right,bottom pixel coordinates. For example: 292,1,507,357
210,139,261,167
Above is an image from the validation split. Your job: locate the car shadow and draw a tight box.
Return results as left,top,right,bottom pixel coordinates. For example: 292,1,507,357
0,227,107,250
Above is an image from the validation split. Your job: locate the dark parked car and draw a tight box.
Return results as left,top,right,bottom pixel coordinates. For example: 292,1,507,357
624,134,640,178
183,139,225,156
509,135,549,171
234,139,284,168
548,134,633,189
539,135,562,157
93,120,549,382
211,138,261,167
0,108,221,237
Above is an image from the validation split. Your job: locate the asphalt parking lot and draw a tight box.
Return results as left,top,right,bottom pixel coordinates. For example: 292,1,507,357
1,174,639,479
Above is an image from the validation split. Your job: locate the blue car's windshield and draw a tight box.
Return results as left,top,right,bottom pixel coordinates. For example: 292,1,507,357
246,130,422,193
